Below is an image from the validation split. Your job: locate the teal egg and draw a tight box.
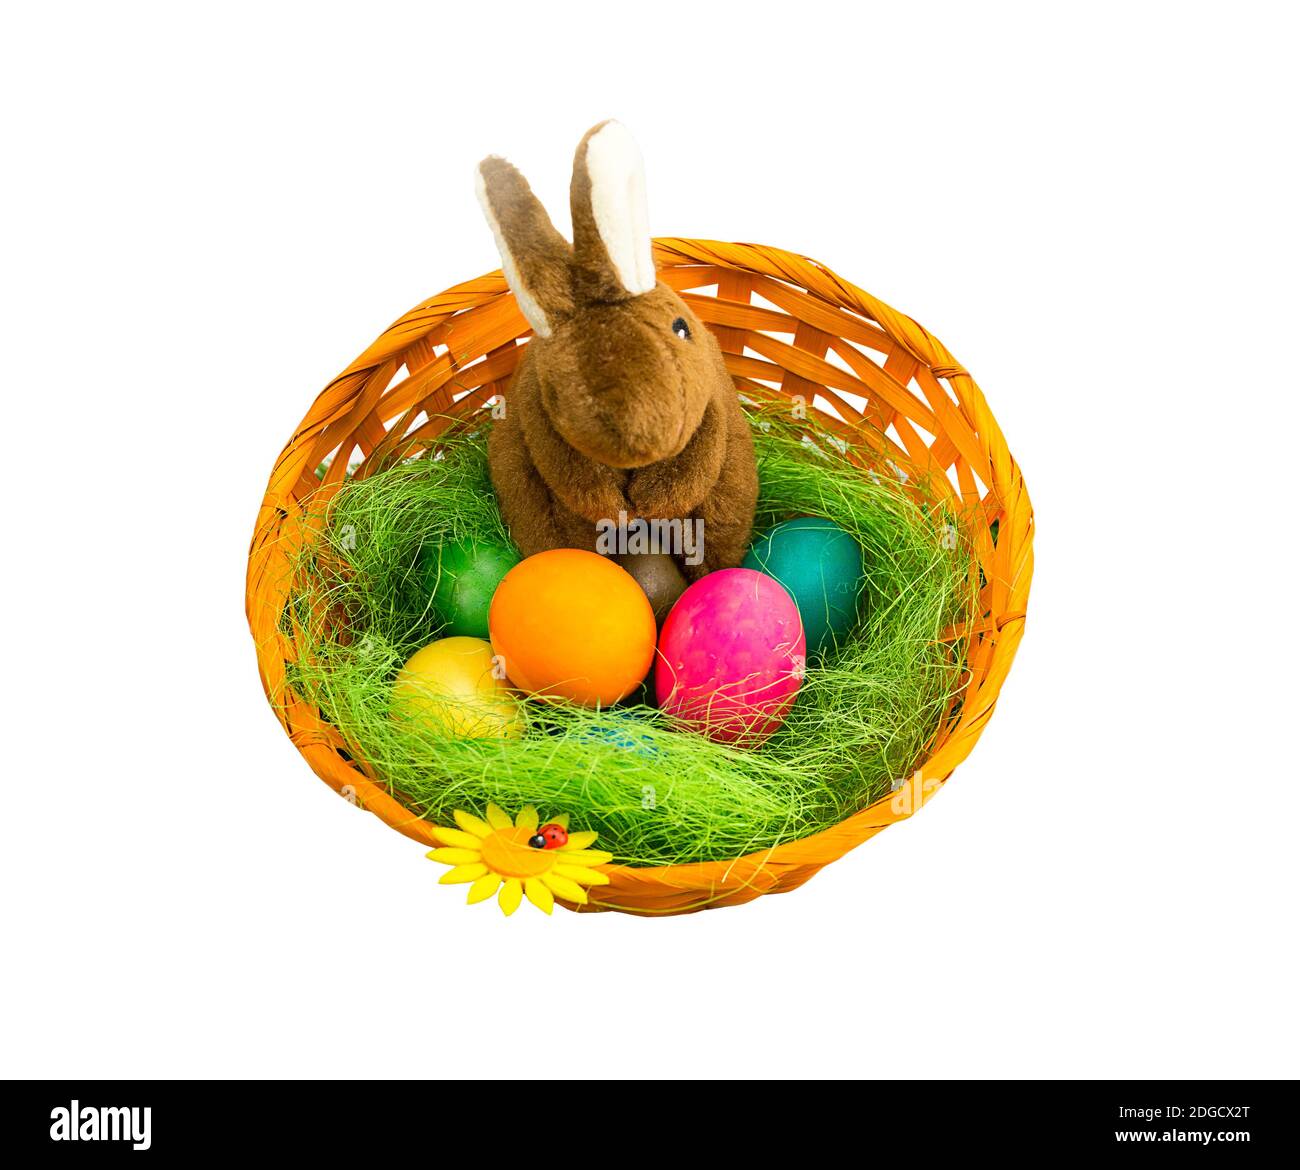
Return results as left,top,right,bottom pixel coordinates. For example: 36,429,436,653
742,517,864,656
417,536,519,638
574,714,660,758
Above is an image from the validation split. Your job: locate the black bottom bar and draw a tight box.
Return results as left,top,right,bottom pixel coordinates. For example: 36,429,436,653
5,1079,1295,1156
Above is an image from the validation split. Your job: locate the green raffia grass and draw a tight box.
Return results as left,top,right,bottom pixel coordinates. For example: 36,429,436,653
280,406,978,867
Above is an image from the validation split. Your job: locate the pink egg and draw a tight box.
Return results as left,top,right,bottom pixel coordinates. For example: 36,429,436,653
655,568,806,745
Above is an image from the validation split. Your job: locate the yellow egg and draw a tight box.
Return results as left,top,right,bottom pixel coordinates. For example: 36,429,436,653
391,636,523,739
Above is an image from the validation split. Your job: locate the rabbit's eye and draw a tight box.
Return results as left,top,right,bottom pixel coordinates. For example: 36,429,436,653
671,317,691,341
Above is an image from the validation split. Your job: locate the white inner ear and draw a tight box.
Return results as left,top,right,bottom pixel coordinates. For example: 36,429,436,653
475,161,552,338
585,122,656,296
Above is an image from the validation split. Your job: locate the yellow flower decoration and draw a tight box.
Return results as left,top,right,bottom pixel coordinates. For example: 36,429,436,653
426,803,613,916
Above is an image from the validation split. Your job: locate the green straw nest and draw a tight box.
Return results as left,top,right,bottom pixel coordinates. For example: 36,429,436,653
280,406,978,867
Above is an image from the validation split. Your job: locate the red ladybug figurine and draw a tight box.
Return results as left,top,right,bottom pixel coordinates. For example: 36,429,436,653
539,823,568,849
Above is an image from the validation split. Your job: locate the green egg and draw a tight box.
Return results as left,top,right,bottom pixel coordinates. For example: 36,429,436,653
742,517,865,656
417,536,520,638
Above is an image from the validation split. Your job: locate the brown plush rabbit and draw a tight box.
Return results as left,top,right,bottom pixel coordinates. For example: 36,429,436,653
476,120,758,579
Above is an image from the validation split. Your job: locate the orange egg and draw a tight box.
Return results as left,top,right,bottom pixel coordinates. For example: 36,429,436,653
489,549,656,707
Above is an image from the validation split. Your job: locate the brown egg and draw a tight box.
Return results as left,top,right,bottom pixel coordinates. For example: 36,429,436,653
613,552,688,626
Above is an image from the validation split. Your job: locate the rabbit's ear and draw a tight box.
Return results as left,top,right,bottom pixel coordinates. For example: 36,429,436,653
570,121,656,302
476,155,573,337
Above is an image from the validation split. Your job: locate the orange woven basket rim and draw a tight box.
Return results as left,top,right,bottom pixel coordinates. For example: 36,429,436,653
246,238,1034,915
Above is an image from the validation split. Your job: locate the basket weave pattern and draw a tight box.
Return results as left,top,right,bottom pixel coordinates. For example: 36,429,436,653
246,240,1033,915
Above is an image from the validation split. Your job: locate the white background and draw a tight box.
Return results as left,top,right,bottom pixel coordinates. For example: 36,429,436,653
2,1,1296,1080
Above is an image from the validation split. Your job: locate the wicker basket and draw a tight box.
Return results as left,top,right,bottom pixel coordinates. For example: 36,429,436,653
246,239,1033,915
